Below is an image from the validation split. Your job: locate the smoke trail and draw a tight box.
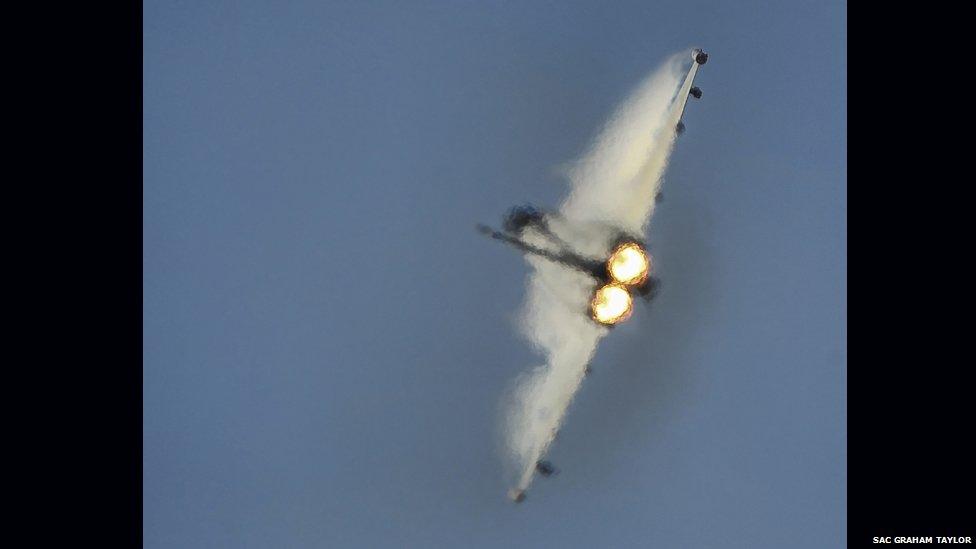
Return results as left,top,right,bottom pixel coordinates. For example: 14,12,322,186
502,51,699,494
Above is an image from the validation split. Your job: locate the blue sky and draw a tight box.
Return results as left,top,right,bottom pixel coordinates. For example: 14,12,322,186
144,1,846,547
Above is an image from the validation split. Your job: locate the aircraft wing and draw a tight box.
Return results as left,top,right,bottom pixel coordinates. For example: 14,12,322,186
560,52,702,240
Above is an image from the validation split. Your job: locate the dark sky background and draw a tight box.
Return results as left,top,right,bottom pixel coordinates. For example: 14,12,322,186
144,1,846,547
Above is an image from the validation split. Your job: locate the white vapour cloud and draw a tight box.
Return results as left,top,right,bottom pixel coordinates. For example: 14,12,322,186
502,50,700,493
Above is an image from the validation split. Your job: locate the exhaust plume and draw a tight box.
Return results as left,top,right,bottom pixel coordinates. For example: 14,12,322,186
502,50,700,495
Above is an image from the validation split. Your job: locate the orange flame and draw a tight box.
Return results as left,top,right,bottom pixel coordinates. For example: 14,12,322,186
607,242,650,286
591,284,633,325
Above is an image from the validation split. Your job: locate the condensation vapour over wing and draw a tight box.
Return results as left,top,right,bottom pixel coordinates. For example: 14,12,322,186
501,50,700,497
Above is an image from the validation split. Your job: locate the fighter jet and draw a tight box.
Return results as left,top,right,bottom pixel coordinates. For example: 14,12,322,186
488,49,708,502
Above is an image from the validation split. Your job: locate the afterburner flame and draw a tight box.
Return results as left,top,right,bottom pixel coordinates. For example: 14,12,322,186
607,243,650,286
591,284,633,325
